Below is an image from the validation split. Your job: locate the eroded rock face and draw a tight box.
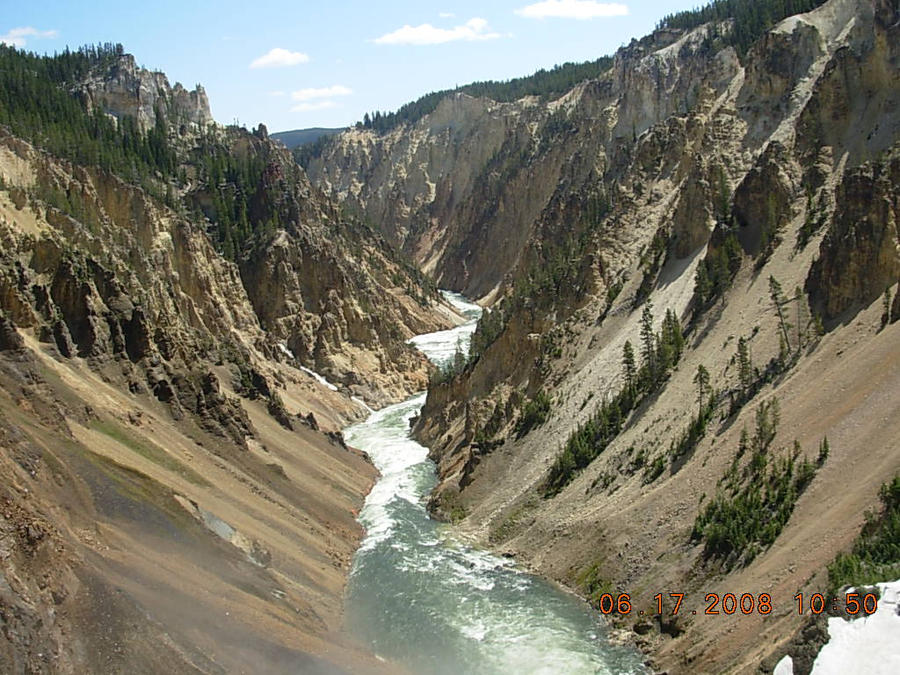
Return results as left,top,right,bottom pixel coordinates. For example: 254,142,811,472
0,67,442,670
0,313,23,351
239,225,435,406
306,24,743,299
795,0,899,165
806,146,900,322
325,1,900,673
79,53,212,132
732,141,802,255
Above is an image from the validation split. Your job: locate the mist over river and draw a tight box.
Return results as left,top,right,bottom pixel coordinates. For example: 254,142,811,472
341,292,646,674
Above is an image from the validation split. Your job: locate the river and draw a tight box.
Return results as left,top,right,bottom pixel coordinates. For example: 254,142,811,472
342,292,647,674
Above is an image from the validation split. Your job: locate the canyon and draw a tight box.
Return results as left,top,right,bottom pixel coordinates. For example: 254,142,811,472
306,0,900,672
1,0,898,672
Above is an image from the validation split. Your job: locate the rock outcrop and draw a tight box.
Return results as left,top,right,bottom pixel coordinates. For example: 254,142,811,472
307,25,744,299
806,146,900,322
79,52,212,132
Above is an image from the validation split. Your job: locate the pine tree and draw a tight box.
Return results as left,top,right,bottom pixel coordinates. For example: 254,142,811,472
769,276,792,354
695,262,713,304
716,165,730,223
738,426,750,457
640,301,655,377
663,308,685,359
622,340,636,392
813,313,825,336
817,437,830,466
795,286,809,351
694,364,711,412
737,336,752,397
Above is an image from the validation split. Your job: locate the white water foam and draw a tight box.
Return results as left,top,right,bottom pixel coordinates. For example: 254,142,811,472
343,291,646,674
408,290,483,369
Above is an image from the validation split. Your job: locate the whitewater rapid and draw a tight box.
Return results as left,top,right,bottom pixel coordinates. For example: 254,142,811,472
342,291,646,674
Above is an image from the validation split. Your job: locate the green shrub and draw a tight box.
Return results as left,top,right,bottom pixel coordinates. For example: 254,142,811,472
515,390,552,437
691,403,822,569
827,475,900,592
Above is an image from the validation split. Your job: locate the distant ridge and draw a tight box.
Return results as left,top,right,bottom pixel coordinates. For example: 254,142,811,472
271,127,345,149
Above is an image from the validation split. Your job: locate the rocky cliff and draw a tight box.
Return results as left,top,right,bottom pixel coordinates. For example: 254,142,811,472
306,19,743,300
71,52,449,406
309,0,900,672
79,51,212,132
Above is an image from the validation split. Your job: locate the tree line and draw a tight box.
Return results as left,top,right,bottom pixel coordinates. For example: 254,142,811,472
354,56,615,136
657,0,829,56
0,43,294,263
543,304,685,496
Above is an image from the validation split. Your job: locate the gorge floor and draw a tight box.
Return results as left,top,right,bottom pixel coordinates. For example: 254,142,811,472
341,293,647,674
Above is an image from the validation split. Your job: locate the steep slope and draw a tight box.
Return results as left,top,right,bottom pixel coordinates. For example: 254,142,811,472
80,53,449,406
0,46,454,672
310,0,899,672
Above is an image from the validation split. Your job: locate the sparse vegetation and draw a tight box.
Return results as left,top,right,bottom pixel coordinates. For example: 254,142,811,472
691,398,822,569
657,0,830,58
515,390,552,437
797,190,827,249
428,341,468,386
643,454,667,483
488,498,537,544
692,231,743,309
350,56,615,136
92,419,210,487
827,475,900,593
727,279,821,416
544,305,684,496
882,287,893,328
467,188,611,368
668,396,717,465
634,230,670,306
577,561,614,604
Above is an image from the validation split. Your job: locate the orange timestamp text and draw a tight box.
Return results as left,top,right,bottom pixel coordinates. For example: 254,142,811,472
593,592,879,617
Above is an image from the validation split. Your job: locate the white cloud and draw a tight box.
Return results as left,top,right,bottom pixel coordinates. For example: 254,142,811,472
0,27,58,48
249,47,310,69
289,85,352,113
374,17,502,45
515,0,628,20
439,12,455,18
291,101,338,113
290,85,352,102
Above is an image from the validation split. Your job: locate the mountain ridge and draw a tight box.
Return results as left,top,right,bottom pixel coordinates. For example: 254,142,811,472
0,0,897,671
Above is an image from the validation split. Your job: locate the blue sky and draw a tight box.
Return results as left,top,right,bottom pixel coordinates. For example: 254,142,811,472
3,1,702,133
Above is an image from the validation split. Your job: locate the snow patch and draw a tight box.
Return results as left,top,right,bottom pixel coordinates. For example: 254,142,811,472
780,580,900,674
298,365,339,392
280,344,374,412
810,579,900,675
351,396,374,414
774,655,794,675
